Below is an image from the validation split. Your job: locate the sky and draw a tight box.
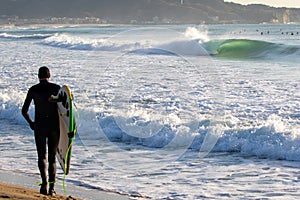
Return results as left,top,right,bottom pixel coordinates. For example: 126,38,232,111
224,0,300,8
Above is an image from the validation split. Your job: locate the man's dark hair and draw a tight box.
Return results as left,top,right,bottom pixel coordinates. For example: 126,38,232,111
38,66,50,79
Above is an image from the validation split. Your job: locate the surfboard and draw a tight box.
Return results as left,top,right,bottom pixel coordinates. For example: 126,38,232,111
52,85,77,175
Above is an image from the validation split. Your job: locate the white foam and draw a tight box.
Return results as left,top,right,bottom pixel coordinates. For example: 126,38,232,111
42,33,145,51
0,91,28,125
0,32,51,39
184,26,210,42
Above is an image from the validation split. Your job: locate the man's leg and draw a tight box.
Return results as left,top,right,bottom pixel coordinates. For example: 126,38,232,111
34,131,47,195
47,129,60,195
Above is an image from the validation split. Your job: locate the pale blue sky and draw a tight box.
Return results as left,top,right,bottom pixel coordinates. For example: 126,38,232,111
224,0,300,8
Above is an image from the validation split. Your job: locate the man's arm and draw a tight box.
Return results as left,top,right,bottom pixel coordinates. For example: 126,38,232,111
21,91,34,130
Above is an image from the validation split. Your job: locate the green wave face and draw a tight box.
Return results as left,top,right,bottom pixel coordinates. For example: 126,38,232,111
217,39,273,59
203,39,300,60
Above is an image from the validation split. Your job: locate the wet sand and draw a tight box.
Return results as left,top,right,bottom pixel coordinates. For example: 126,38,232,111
0,182,80,200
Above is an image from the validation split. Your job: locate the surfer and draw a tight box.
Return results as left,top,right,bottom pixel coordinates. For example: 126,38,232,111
22,66,60,196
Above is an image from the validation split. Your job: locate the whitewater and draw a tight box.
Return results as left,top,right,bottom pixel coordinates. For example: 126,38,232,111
1,24,300,199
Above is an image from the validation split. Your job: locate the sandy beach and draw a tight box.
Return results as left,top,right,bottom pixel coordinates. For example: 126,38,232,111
0,182,79,200
0,171,130,200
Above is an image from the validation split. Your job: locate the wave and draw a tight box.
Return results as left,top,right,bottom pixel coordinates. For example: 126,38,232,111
0,32,52,40
2,26,300,61
0,92,28,125
131,40,209,56
40,33,300,61
204,39,300,60
41,33,209,56
131,38,300,60
78,112,300,162
41,33,145,51
1,92,300,162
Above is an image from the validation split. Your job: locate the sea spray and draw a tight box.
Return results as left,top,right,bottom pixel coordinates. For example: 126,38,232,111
184,26,210,42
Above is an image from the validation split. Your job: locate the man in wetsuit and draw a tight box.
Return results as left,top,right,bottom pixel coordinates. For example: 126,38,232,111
22,66,60,196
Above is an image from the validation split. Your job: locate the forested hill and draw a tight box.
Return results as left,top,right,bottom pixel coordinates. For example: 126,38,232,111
0,0,299,24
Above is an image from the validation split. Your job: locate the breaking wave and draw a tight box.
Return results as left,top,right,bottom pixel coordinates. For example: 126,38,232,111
0,32,52,40
41,33,300,61
3,26,300,61
204,38,300,60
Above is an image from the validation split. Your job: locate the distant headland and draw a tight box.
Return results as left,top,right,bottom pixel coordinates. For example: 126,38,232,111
0,0,299,25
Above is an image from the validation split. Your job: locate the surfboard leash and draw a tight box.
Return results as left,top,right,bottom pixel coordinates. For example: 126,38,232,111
61,113,77,195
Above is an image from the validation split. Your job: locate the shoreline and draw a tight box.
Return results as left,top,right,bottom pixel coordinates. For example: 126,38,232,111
0,170,130,200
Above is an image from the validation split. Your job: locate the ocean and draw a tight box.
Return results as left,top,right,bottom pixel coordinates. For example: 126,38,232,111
1,23,300,199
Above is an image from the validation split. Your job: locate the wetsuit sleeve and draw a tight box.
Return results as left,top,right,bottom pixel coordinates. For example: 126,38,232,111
22,89,34,125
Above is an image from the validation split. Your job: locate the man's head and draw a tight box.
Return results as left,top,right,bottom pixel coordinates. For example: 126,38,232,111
38,66,50,80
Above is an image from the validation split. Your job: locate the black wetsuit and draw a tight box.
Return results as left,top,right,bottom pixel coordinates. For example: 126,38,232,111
22,80,60,185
